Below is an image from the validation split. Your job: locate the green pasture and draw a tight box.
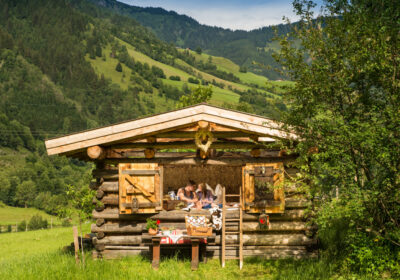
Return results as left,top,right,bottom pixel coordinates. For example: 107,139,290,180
180,49,271,88
0,205,61,226
0,225,373,280
161,79,239,105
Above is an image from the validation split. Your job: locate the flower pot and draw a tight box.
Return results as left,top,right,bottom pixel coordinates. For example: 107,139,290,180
148,228,157,235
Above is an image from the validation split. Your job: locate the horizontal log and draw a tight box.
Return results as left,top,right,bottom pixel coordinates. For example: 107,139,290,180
96,219,105,227
208,248,309,256
91,223,144,233
104,150,282,159
95,194,118,206
104,156,297,165
213,234,317,246
93,235,142,246
91,208,306,221
206,245,307,250
207,249,317,259
91,221,310,234
96,245,317,260
104,246,149,250
285,200,309,209
96,190,105,199
112,140,271,150
99,181,118,192
156,131,253,138
231,221,309,232
93,169,119,180
87,145,105,160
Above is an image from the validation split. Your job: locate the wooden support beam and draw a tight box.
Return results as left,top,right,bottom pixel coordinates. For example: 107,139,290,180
103,155,297,165
87,145,105,160
112,140,275,150
155,131,253,138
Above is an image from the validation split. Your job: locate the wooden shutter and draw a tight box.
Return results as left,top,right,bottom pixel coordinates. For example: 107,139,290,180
242,162,285,213
119,163,163,214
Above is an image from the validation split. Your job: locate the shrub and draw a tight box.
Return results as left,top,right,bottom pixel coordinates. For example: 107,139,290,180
7,224,12,232
239,66,247,73
169,75,181,81
115,62,122,72
18,220,27,232
188,77,199,84
28,215,48,230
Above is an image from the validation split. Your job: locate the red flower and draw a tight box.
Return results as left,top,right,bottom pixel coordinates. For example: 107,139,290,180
156,219,160,225
259,218,265,224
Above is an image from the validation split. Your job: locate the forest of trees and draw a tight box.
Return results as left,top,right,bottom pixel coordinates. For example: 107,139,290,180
276,0,400,276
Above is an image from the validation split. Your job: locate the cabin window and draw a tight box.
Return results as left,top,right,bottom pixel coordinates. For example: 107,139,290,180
242,163,285,213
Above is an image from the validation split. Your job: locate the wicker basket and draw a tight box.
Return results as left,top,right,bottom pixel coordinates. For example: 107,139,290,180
185,215,212,236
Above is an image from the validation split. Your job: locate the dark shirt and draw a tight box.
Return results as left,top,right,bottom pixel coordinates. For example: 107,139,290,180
179,187,195,200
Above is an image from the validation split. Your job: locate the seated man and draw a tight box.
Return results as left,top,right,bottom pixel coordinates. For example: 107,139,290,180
177,180,198,205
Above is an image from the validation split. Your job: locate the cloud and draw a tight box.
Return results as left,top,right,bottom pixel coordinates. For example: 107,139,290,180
118,0,300,31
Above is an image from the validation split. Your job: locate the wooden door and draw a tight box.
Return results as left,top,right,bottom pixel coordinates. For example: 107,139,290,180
119,163,163,214
242,162,285,213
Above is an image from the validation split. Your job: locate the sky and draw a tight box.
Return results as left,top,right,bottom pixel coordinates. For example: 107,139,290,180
118,0,323,31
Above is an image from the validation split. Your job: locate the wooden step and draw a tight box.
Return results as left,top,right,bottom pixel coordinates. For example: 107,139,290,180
225,194,240,197
226,218,240,221
225,231,240,234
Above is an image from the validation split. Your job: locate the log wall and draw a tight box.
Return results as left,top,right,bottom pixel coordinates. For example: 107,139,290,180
90,162,318,260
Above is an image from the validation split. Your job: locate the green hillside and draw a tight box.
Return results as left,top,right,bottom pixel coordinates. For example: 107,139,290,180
0,0,288,219
0,205,61,226
86,0,293,79
86,33,287,110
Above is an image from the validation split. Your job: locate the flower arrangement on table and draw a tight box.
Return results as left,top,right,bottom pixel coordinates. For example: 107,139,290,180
146,218,160,235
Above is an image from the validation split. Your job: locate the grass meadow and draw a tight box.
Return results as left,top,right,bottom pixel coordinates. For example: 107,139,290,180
0,225,378,280
0,205,62,226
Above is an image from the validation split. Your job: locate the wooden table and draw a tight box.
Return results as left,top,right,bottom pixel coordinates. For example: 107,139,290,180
151,235,205,270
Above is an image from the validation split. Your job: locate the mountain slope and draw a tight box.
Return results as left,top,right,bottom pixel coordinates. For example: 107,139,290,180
87,0,292,79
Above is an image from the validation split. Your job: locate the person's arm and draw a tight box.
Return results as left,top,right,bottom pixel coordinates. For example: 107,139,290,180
177,188,189,202
191,192,198,203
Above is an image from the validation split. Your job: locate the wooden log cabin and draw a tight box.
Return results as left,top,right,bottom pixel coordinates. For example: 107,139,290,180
45,104,318,262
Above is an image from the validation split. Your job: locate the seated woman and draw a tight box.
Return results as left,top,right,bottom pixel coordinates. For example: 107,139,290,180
177,180,198,205
196,183,214,209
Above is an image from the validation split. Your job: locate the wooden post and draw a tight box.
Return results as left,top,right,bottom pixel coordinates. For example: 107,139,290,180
152,236,161,270
191,238,200,271
221,187,226,268
73,226,80,265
